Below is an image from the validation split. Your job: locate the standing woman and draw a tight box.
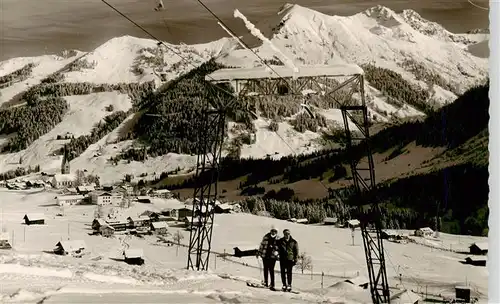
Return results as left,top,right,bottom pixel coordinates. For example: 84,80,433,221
258,228,279,290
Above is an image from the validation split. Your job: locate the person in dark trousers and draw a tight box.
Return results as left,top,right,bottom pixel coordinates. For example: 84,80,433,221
278,229,298,292
258,228,279,290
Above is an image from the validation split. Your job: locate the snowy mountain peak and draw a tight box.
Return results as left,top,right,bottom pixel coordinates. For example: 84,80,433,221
362,5,398,20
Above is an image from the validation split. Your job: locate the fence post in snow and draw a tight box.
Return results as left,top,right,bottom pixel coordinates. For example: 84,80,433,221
321,272,324,289
223,249,226,261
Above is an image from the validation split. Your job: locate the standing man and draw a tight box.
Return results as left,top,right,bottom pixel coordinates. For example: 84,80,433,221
278,229,298,292
258,228,279,290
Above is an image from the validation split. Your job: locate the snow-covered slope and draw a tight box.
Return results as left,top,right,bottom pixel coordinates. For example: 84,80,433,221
0,189,489,303
0,5,489,183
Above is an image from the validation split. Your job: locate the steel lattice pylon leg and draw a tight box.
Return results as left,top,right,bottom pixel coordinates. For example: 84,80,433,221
340,76,390,304
187,108,226,271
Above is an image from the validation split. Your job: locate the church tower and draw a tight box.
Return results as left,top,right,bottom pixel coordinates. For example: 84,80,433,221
61,145,70,174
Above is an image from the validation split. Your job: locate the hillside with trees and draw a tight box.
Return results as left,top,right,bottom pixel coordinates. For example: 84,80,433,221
151,80,489,236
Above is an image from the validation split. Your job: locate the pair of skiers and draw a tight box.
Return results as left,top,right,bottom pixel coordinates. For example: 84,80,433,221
257,228,298,292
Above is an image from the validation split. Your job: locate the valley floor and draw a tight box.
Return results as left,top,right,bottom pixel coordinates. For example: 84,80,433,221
0,188,488,303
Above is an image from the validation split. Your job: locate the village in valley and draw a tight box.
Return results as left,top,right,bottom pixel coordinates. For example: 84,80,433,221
0,145,487,277
0,146,239,265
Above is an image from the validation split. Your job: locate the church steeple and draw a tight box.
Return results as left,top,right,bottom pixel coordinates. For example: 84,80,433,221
61,145,70,174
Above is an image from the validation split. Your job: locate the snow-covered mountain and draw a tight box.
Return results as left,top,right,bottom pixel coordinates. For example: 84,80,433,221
0,4,489,184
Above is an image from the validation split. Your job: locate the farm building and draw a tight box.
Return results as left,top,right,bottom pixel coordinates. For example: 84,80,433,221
323,217,338,225
139,210,161,221
124,249,144,265
177,207,193,221
151,221,168,234
0,232,12,249
77,185,95,194
184,217,211,229
51,174,77,189
214,203,234,214
347,219,360,229
127,216,150,228
54,240,86,256
151,189,173,199
90,191,123,206
390,289,421,304
136,196,152,203
100,224,115,237
295,218,308,224
415,227,434,237
92,218,107,231
469,242,488,255
160,208,178,221
464,256,487,267
56,194,85,206
23,213,45,225
344,275,369,289
194,204,214,217
381,230,408,241
106,221,128,232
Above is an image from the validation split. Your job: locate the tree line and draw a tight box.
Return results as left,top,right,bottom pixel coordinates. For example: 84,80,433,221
21,81,155,106
153,80,488,192
233,161,488,236
361,63,433,114
0,63,36,87
0,97,69,152
62,110,129,161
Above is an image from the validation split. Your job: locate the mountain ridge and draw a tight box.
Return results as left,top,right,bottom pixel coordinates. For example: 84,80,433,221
0,4,489,186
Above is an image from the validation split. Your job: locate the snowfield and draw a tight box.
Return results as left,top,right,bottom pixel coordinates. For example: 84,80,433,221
0,189,489,303
0,4,489,183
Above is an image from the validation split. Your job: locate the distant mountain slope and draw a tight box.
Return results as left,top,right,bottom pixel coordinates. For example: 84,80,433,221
162,81,489,201
0,4,489,185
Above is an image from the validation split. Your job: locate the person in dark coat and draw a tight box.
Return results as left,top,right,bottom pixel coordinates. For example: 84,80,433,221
258,228,279,290
278,228,298,292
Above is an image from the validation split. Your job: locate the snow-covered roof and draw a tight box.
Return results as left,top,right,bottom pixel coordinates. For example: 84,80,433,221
57,195,85,201
152,222,168,229
127,216,149,222
345,275,369,286
206,64,363,82
53,174,76,182
216,203,233,210
0,232,10,241
124,248,143,258
56,240,86,252
153,189,171,193
419,227,433,232
324,217,337,223
347,219,360,226
470,242,488,250
77,185,95,191
466,256,487,262
100,224,115,230
137,196,151,200
390,289,421,304
24,213,44,221
93,218,107,225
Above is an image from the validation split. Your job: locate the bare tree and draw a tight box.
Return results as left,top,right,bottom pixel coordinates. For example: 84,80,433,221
295,252,313,274
75,169,85,186
173,230,184,256
95,204,105,219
